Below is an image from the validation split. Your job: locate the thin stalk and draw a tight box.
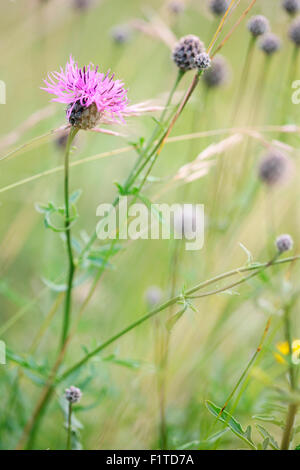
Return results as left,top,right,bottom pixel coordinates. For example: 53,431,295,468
57,255,297,384
231,35,256,123
61,127,79,348
67,402,72,450
16,254,300,449
281,300,298,450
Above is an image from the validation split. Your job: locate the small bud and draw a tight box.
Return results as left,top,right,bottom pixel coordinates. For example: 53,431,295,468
282,0,300,16
289,16,300,46
209,0,229,16
276,234,294,253
195,52,211,70
145,286,163,307
172,35,205,72
67,102,101,130
202,55,229,88
110,25,131,45
247,15,270,37
73,0,92,11
168,0,185,15
259,33,281,55
65,386,82,404
258,150,292,186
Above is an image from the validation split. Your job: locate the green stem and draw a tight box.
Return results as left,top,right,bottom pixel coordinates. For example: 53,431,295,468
61,127,79,348
67,402,72,450
281,299,298,450
57,255,298,384
78,71,184,261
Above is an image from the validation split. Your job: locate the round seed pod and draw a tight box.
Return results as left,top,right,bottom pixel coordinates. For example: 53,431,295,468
73,0,93,10
195,52,211,70
247,15,270,37
209,0,229,16
282,0,300,16
172,35,205,71
110,25,131,45
168,0,185,15
289,16,300,46
259,33,282,55
65,386,82,404
276,234,294,253
68,102,101,130
202,55,229,88
258,150,292,186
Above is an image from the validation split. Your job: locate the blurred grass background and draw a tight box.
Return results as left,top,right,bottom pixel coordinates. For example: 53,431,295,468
0,0,300,450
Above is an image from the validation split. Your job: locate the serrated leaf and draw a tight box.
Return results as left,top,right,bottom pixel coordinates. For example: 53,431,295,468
256,424,279,450
205,400,256,450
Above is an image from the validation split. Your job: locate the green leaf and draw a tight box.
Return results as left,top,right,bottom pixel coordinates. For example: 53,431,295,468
256,424,279,450
205,400,257,450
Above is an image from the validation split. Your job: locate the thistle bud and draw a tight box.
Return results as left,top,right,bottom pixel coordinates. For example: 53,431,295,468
195,52,211,70
145,286,163,307
168,0,185,15
202,55,229,88
65,386,82,404
276,234,294,253
247,15,270,37
172,35,205,71
209,0,229,16
289,16,300,46
259,33,281,55
258,150,292,186
282,0,300,16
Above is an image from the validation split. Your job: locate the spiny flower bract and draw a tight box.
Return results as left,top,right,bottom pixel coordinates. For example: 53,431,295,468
42,56,128,127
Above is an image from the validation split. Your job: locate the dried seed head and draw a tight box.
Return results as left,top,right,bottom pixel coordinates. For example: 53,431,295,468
168,0,185,14
172,35,205,71
259,33,282,55
145,286,163,307
195,52,211,70
202,55,229,88
247,15,270,37
289,16,300,46
65,386,82,404
282,0,300,16
209,0,229,16
68,101,102,130
258,150,292,186
111,25,131,45
73,0,92,10
276,234,294,253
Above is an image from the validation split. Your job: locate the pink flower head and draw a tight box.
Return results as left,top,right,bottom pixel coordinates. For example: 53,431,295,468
42,56,128,123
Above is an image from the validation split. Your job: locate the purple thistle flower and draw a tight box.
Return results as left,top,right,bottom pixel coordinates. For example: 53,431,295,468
42,56,128,128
